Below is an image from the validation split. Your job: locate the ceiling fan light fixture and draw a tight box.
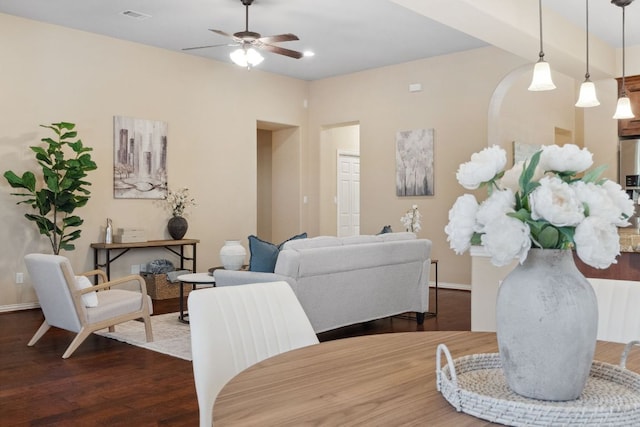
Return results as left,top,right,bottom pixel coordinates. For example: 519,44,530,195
230,47,264,68
528,0,556,92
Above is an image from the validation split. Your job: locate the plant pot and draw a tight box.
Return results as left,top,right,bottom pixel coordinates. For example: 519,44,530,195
167,216,188,240
219,240,246,270
496,248,598,401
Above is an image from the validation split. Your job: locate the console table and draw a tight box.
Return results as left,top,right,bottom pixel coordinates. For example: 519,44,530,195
90,239,199,280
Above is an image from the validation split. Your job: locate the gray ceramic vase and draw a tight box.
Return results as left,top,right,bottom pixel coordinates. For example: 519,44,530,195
496,248,598,401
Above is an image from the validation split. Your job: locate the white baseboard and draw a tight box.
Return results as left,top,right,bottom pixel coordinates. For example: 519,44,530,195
0,302,40,313
431,281,470,291
0,283,470,312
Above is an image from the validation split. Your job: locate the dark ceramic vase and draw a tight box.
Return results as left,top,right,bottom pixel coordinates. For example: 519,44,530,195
167,216,188,240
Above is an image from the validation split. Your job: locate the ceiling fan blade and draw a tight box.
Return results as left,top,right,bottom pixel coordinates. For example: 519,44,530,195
209,28,234,38
182,43,236,51
259,43,304,59
258,33,299,44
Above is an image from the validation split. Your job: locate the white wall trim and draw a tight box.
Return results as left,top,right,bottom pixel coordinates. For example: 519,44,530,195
434,281,471,291
0,302,40,313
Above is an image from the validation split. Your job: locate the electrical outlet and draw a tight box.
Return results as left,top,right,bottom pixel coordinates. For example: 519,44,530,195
16,272,24,284
131,264,141,274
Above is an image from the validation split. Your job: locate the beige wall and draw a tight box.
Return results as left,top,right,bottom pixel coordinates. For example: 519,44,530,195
1,11,634,308
271,127,302,243
307,46,531,287
0,13,308,308
307,46,623,287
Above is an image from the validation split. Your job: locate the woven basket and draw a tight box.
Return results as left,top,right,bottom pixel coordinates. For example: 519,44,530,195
436,342,640,426
143,273,191,300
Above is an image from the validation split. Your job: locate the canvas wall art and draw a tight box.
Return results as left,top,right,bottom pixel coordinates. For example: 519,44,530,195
113,116,168,199
513,141,542,164
396,128,434,196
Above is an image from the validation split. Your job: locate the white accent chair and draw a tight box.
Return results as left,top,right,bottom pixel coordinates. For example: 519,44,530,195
24,253,153,359
588,278,640,344
188,280,319,427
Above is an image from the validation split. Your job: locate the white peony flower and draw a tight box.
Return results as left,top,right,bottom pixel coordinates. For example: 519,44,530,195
497,161,522,192
445,194,479,254
481,215,531,266
530,176,584,227
448,144,625,270
539,144,593,173
456,145,507,190
475,189,516,233
574,216,620,269
498,160,545,192
601,180,635,226
572,181,630,226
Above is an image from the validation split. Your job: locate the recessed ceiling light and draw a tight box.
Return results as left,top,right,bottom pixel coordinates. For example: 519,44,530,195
303,51,315,57
120,10,152,20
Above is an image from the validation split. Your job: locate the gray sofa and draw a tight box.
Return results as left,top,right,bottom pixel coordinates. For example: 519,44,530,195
213,232,432,333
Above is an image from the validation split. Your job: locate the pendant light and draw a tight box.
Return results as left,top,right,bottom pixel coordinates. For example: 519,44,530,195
613,0,635,119
576,0,600,107
528,0,556,91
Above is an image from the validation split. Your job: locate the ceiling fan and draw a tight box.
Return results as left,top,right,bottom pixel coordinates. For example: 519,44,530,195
182,0,303,67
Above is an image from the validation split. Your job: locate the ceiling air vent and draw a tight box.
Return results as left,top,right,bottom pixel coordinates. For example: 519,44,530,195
120,10,152,20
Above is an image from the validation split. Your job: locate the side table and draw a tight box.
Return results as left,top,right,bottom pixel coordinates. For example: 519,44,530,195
175,272,216,323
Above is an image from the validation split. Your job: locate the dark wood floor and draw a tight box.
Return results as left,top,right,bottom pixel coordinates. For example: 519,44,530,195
0,288,470,426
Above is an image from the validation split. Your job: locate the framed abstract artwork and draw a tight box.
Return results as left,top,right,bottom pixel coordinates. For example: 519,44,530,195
113,116,168,199
396,128,434,196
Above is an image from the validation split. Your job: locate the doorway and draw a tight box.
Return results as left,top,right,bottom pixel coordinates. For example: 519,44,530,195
256,121,301,243
319,122,360,236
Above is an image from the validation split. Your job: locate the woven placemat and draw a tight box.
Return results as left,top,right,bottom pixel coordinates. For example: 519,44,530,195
436,344,640,426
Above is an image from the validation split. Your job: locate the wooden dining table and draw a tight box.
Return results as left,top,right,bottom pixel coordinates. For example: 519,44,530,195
213,331,640,426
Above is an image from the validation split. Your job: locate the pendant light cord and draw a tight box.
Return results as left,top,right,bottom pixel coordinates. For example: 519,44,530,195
585,0,590,80
621,5,627,95
538,0,545,60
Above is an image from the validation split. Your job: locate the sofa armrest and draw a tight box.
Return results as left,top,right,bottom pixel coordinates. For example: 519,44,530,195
213,269,288,287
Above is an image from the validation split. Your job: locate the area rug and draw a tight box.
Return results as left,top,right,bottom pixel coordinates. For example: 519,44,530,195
95,313,192,361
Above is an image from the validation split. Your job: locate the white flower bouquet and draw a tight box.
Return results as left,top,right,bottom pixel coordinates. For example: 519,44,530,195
445,144,634,269
401,204,422,233
165,187,197,217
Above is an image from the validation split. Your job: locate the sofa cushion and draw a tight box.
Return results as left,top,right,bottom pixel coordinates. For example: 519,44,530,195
249,233,307,273
282,236,341,250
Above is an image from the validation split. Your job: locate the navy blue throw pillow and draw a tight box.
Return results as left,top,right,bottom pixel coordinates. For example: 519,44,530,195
377,225,393,234
248,233,307,273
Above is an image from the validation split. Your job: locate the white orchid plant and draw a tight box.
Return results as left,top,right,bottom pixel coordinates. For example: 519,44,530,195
445,144,634,269
164,187,197,217
401,204,422,233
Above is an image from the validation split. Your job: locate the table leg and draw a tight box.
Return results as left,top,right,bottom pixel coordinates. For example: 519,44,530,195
426,259,438,318
178,281,189,324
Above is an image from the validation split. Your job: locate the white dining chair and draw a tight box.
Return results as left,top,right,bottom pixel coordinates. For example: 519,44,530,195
588,278,640,344
188,280,319,427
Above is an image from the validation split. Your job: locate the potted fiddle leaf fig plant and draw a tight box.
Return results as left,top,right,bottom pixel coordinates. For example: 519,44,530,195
4,122,97,254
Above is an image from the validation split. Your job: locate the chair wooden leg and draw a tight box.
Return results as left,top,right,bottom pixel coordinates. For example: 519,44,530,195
143,315,154,342
28,320,51,346
62,328,92,359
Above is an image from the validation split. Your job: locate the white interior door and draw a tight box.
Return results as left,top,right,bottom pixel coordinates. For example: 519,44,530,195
337,153,360,236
